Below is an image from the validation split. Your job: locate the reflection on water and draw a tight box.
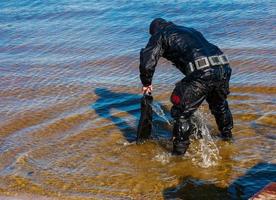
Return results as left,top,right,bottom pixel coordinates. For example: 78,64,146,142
0,0,276,199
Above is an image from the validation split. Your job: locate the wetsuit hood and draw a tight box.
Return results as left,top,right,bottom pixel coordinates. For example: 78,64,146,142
149,18,171,35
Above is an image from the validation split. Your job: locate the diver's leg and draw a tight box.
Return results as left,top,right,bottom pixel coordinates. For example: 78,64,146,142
170,79,206,155
206,65,233,139
206,95,233,139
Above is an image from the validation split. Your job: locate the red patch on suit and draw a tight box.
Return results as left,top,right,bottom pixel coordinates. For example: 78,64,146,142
171,94,181,105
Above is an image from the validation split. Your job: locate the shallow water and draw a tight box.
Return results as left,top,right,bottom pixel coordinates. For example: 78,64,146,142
0,0,276,199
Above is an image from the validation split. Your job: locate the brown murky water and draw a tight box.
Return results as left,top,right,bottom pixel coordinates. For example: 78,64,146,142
1,1,276,199
1,62,275,199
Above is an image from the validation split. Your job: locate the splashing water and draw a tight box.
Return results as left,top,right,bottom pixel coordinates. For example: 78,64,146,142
189,111,221,168
150,101,220,168
150,102,172,126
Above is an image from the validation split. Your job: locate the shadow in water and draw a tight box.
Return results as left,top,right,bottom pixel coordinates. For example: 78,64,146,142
92,88,141,142
228,162,276,199
163,177,230,200
92,88,171,143
163,162,276,200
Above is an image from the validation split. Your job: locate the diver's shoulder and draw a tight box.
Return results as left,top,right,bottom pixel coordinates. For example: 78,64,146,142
166,24,198,33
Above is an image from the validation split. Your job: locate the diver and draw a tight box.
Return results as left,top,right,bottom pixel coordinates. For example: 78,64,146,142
139,18,233,155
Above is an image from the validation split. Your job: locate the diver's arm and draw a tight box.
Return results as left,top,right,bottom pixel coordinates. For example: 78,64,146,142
139,33,164,88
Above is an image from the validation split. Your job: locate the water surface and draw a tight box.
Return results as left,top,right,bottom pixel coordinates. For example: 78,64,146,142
0,0,276,199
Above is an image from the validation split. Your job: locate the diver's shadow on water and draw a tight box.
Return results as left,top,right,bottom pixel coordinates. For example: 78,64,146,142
163,162,276,200
92,88,171,143
92,88,140,142
228,162,276,199
163,177,230,200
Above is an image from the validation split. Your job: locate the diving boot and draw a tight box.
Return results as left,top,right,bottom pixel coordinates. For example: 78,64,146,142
172,117,191,155
221,131,232,141
172,139,190,155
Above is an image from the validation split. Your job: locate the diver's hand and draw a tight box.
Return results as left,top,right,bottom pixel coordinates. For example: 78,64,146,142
142,85,152,95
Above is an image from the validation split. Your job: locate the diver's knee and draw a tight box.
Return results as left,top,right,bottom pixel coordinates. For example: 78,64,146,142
171,105,193,120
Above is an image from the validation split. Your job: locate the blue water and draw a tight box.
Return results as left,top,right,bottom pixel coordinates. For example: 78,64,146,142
1,0,275,86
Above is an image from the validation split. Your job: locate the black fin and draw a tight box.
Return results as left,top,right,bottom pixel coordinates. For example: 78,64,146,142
136,94,153,144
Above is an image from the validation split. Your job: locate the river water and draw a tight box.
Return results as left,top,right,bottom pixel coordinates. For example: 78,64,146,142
0,0,276,199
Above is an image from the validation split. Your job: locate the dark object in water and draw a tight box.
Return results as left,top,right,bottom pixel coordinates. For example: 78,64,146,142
136,93,153,144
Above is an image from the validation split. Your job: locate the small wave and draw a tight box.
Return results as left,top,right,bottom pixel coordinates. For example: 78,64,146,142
255,112,276,127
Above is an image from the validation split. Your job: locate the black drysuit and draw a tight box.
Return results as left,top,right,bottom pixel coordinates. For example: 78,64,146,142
139,21,233,155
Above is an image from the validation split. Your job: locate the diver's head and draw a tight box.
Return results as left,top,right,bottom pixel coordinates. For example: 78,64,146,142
149,18,169,35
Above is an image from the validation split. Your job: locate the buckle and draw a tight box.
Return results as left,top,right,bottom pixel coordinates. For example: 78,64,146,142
195,57,210,69
219,55,229,64
187,54,229,74
208,56,222,66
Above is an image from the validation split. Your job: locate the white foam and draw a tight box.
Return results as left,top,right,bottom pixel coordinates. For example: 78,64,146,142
189,111,221,168
153,152,171,165
149,102,220,168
